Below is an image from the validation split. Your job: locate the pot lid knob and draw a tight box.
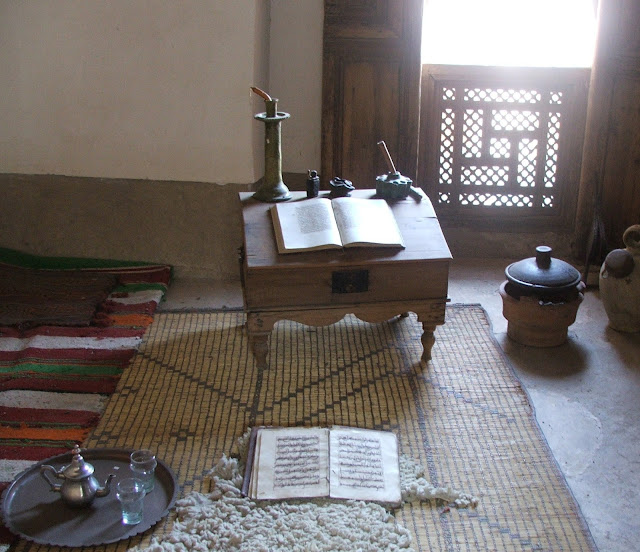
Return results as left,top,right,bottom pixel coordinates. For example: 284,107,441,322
535,246,552,269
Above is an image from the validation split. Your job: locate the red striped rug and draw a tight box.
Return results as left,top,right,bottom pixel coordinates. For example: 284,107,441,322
0,248,171,548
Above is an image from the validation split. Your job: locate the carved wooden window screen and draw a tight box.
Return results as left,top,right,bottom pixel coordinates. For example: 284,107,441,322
440,86,563,209
421,67,590,229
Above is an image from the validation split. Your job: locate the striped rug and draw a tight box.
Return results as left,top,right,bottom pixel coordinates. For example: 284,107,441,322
0,249,171,549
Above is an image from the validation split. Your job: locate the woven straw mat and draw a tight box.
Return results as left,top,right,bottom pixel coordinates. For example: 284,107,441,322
12,305,596,551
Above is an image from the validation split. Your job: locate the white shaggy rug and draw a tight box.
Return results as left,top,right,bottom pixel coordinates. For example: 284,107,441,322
131,434,477,552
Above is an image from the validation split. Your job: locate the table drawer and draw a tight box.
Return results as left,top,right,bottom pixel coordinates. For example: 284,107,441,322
243,261,449,310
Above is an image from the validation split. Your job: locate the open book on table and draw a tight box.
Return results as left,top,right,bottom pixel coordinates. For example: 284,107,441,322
242,426,402,506
270,197,405,254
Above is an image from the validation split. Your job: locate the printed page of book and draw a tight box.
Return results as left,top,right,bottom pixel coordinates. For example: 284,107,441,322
270,198,343,253
254,426,331,500
328,427,402,505
331,198,405,249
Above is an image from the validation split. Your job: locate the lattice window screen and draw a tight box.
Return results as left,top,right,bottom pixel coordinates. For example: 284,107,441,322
435,85,564,212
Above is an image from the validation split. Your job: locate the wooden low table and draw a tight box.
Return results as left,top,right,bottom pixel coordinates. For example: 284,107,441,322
239,189,452,368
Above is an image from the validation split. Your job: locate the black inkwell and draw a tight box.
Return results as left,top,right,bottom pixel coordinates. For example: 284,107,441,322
306,169,320,198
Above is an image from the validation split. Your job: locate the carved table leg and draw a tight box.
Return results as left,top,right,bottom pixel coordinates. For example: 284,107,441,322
250,332,271,369
246,313,276,369
420,324,436,362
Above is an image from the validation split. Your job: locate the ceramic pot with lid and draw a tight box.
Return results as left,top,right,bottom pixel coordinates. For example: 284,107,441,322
500,246,585,347
504,246,584,300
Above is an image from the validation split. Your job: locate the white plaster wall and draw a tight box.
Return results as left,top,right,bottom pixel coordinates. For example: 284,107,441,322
0,0,282,183
0,1,324,278
269,0,324,173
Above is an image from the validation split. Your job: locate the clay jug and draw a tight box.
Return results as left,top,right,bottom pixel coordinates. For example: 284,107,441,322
599,225,640,332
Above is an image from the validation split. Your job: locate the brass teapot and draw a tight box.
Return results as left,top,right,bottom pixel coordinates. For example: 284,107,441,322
40,445,115,507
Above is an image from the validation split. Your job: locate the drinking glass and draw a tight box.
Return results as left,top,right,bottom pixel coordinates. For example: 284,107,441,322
116,478,145,525
130,449,157,493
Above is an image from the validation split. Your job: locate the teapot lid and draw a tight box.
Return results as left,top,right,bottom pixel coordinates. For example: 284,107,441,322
62,444,95,480
505,246,581,292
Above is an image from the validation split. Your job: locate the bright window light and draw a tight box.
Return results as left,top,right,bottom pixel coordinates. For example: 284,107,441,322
422,0,597,67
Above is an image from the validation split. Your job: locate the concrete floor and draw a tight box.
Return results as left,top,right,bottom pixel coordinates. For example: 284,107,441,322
160,258,640,552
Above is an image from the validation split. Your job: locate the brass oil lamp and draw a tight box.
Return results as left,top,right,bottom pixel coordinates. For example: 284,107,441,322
251,86,291,202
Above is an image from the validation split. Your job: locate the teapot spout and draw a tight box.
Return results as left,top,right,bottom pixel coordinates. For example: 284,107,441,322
95,473,116,498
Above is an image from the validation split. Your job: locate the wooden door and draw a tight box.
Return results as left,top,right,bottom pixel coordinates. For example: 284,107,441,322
575,0,640,255
321,0,423,189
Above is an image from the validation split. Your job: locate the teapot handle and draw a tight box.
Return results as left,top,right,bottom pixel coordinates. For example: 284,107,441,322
40,464,63,492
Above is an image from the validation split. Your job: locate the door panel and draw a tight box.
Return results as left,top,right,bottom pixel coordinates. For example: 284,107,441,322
322,0,423,189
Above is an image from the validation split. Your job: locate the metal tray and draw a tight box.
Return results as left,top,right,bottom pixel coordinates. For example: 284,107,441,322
1,448,179,547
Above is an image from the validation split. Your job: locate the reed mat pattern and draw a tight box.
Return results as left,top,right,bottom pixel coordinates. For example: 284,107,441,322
7,307,596,551
0,248,171,550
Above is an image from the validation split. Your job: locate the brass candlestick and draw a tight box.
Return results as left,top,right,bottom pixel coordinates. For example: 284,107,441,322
251,86,291,202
